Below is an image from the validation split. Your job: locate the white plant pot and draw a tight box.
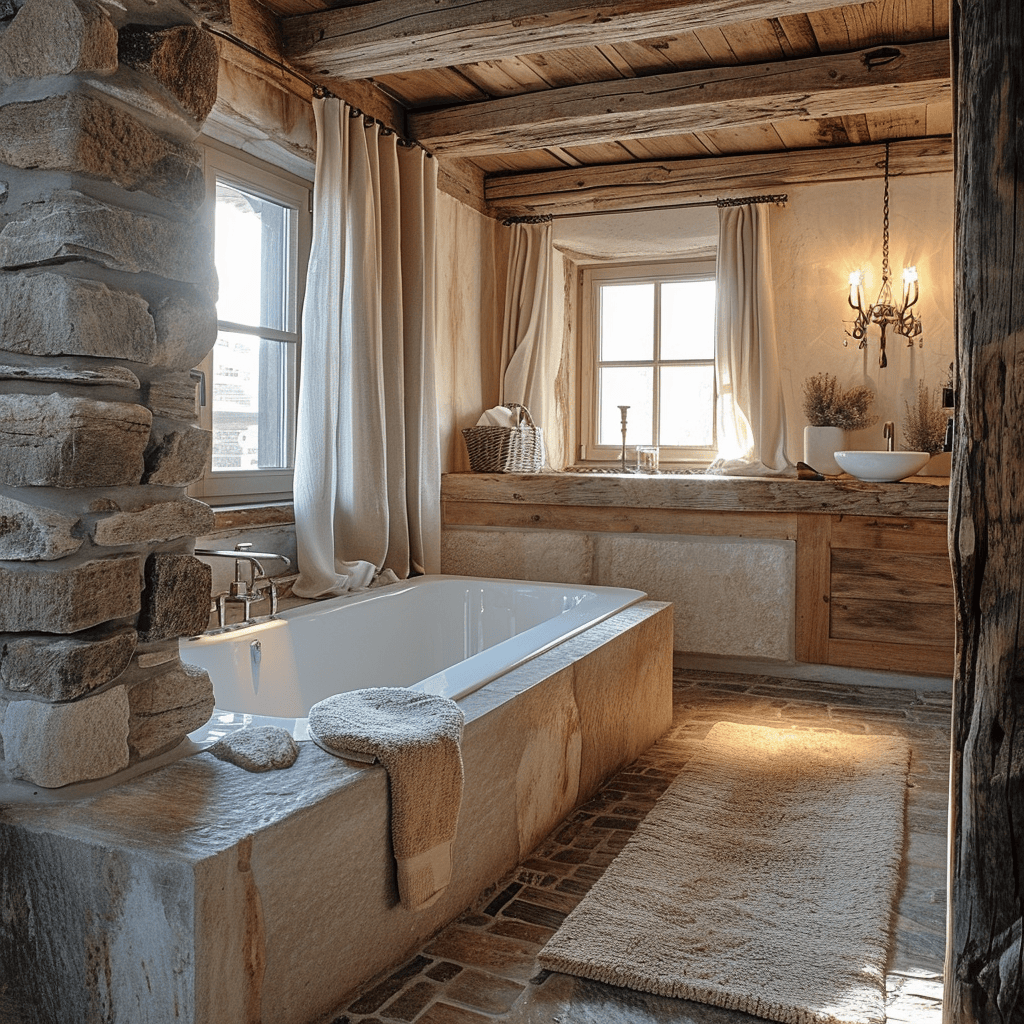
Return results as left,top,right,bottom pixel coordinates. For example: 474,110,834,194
803,425,846,476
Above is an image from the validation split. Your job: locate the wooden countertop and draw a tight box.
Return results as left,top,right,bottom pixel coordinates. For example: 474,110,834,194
442,472,951,520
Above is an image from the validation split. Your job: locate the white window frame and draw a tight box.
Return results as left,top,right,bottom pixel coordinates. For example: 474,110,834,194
578,258,718,467
191,143,311,505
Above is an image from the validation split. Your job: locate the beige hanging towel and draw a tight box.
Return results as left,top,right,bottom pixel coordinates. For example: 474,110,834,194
308,687,465,910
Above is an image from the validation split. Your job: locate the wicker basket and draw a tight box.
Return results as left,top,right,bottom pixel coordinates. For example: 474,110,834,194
462,403,545,473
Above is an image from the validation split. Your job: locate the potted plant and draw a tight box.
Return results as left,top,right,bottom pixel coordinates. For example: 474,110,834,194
802,373,877,475
902,380,951,476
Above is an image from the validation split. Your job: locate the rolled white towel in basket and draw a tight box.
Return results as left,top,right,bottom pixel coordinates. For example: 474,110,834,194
475,406,519,428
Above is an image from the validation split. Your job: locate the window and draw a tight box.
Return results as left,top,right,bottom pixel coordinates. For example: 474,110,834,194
579,260,717,465
192,145,311,503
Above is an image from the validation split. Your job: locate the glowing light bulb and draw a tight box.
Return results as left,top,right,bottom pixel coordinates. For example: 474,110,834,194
848,271,865,311
901,266,919,308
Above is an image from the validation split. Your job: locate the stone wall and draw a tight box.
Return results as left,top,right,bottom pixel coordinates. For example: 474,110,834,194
0,0,220,787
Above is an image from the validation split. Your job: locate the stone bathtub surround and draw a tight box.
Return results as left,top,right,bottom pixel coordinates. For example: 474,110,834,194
0,600,672,1024
0,0,221,787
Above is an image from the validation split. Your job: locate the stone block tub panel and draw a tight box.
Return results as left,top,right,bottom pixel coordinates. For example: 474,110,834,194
592,533,796,662
441,527,595,585
442,526,797,662
0,601,672,1024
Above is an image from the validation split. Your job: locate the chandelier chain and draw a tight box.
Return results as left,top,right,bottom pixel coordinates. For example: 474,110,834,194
881,141,890,278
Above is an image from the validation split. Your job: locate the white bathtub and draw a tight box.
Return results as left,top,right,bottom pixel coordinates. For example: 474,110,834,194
181,575,645,742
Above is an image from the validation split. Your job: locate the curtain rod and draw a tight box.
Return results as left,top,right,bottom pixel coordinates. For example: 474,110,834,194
505,193,788,224
201,23,431,155
202,23,322,92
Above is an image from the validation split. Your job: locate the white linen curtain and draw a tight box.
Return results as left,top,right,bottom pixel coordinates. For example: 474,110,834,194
293,97,440,598
499,219,561,468
709,202,792,476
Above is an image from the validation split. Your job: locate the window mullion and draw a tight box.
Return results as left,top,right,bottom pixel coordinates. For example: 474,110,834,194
653,282,662,447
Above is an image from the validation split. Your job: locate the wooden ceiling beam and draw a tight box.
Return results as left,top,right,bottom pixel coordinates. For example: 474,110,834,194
282,0,888,80
484,136,954,216
184,0,408,131
409,39,951,156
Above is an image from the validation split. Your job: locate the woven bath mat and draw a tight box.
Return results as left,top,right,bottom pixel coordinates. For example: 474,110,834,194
539,721,911,1024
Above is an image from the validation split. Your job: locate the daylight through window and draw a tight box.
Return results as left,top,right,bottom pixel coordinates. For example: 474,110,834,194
193,147,310,503
581,261,717,465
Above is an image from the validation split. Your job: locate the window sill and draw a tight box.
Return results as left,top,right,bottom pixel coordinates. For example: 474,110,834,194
209,503,295,532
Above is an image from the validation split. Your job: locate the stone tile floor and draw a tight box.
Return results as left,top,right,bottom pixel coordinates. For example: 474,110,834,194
323,668,950,1024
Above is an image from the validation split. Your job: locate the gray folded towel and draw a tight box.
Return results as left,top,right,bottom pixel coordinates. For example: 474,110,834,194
308,687,465,910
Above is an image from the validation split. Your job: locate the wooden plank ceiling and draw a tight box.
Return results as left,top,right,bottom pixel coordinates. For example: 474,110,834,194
258,0,952,215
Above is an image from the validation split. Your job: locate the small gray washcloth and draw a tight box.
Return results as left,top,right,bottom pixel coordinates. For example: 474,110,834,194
308,687,465,911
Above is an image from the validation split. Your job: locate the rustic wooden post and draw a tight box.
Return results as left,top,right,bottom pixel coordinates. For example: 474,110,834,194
946,0,1024,1019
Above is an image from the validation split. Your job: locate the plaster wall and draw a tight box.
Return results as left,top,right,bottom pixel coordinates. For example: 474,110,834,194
435,191,508,473
772,172,955,459
552,171,955,465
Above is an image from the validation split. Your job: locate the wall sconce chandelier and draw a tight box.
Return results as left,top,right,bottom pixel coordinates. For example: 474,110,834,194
845,142,922,368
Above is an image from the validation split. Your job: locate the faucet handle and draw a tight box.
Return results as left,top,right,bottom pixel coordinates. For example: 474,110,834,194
232,542,254,585
883,421,895,451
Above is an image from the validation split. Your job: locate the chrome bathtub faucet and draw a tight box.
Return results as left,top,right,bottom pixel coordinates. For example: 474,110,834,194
195,543,292,627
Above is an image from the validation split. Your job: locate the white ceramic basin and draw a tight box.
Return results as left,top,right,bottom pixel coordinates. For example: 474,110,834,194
834,450,931,482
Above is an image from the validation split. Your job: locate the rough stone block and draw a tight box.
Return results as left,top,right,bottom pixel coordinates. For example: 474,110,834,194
0,0,116,85
151,290,218,370
144,372,199,420
92,496,215,547
593,534,797,660
0,191,215,292
1,685,130,787
441,527,594,584
567,603,674,803
127,659,214,760
137,553,211,642
0,393,151,487
0,556,141,633
0,626,137,701
0,94,204,209
143,422,212,486
0,495,82,560
0,363,140,389
118,23,218,123
0,272,157,362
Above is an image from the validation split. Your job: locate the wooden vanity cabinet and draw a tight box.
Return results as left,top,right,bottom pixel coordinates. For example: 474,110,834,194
795,514,953,676
443,474,954,679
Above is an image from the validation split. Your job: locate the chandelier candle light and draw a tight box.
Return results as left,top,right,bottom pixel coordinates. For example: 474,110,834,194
846,142,923,368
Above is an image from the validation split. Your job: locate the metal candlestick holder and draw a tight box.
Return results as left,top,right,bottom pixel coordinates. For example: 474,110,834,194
618,405,629,472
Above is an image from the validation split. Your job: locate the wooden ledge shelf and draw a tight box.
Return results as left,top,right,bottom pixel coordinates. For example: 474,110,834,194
442,472,950,520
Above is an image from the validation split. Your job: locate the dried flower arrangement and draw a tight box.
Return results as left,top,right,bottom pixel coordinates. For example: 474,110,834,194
903,382,948,453
802,373,878,430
